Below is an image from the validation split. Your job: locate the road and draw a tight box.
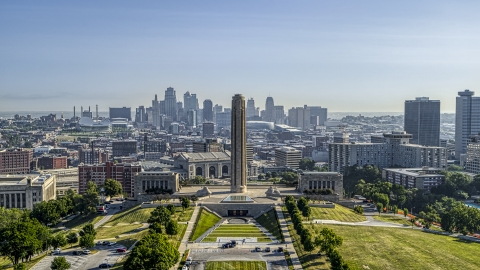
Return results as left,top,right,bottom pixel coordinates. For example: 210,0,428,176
31,243,127,270
32,200,126,270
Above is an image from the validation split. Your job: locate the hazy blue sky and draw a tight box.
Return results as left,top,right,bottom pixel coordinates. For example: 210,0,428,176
1,1,479,112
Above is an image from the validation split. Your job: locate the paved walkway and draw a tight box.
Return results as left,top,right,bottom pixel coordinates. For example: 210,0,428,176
275,206,303,270
172,205,201,270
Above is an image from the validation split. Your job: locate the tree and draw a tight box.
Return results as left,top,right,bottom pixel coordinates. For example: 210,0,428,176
257,174,265,180
328,249,350,270
376,203,383,215
392,205,398,216
51,233,67,249
31,201,61,226
314,228,343,255
103,179,123,197
353,205,364,215
180,197,190,210
79,224,96,248
0,215,48,265
166,204,176,215
299,158,315,171
50,256,71,270
149,222,163,234
80,181,99,215
124,233,179,270
410,217,416,229
148,206,172,226
403,208,408,218
166,220,179,237
281,172,298,183
302,205,312,220
297,197,308,211
66,232,78,247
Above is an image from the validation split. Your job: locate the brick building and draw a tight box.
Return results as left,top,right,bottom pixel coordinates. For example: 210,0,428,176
78,162,142,197
37,155,68,170
112,141,138,157
0,148,33,174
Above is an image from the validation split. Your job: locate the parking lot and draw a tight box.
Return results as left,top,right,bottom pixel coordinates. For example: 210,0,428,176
186,248,288,270
31,242,127,270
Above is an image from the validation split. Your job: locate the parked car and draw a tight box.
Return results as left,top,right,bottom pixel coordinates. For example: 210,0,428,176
51,248,61,255
277,247,284,252
82,250,91,255
102,241,109,245
255,247,261,252
72,250,81,255
99,263,113,268
182,265,189,270
116,248,127,253
108,242,116,246
96,241,103,245
265,247,271,252
187,257,193,264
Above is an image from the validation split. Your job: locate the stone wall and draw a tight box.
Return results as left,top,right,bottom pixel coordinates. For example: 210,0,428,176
201,202,275,217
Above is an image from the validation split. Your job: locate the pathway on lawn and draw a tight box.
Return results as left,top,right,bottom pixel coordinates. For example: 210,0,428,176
275,206,303,270
172,205,200,270
304,212,421,229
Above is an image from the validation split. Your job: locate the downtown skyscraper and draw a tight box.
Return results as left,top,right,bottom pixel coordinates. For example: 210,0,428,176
455,90,480,160
164,87,177,121
404,97,440,147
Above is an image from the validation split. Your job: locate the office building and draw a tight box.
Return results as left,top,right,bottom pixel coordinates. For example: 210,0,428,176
109,107,131,121
203,122,215,138
112,140,138,157
37,155,68,170
216,111,231,129
79,148,108,165
383,167,445,191
152,94,161,128
275,147,302,169
455,90,480,160
192,139,224,153
465,133,480,174
247,98,256,118
288,106,310,130
0,148,33,174
264,97,275,122
0,174,56,209
203,99,213,122
164,87,177,121
135,106,146,123
231,94,247,193
308,106,328,126
186,109,197,128
78,162,142,197
184,91,199,112
404,97,440,146
328,132,447,173
274,106,285,124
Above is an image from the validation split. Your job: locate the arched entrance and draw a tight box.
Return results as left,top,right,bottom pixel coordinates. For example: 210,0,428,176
209,166,216,178
222,165,229,176
196,167,203,176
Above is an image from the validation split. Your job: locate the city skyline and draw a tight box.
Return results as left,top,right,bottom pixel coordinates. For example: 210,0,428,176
1,1,480,112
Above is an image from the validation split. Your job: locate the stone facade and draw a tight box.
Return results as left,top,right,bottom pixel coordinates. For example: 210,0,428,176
173,152,231,179
0,174,56,209
298,171,343,197
231,94,247,193
134,171,180,198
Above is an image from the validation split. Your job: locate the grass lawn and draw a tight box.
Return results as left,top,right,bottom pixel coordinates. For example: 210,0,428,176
105,205,153,226
285,205,480,270
63,214,104,230
310,204,366,222
116,230,150,249
202,225,272,243
174,206,194,222
170,223,187,248
205,261,267,270
256,209,283,241
190,208,221,241
373,214,412,226
96,223,144,239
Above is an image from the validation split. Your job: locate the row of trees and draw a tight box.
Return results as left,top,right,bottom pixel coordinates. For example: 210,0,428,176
285,196,350,270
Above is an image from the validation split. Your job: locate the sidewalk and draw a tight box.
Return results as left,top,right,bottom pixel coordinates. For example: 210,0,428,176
172,205,200,270
275,206,303,270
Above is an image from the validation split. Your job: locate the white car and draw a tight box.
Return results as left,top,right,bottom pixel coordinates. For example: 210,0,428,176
108,242,116,246
51,248,61,255
82,249,91,255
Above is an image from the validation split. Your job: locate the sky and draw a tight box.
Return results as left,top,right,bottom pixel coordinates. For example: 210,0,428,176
1,1,480,113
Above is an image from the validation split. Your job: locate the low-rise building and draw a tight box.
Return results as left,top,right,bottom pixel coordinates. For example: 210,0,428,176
173,151,231,179
298,171,343,196
37,155,68,170
382,167,445,191
0,173,56,209
134,171,180,197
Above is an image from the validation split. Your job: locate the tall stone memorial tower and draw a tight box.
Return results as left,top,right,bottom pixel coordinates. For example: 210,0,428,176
231,94,247,193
